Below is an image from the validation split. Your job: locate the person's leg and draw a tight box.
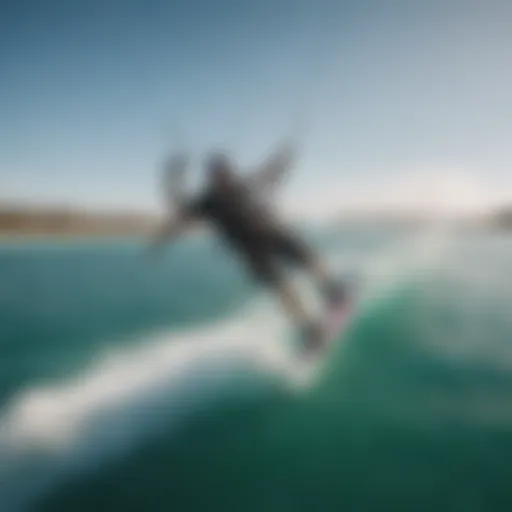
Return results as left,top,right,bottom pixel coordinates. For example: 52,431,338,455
272,277,325,350
276,232,346,305
247,249,310,324
302,252,331,285
303,253,347,304
247,251,324,349
273,276,310,326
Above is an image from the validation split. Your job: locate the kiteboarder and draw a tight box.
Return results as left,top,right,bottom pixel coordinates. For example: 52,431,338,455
149,142,347,352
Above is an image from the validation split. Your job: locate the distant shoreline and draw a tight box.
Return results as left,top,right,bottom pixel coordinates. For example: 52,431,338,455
0,203,510,244
0,233,150,246
0,230,212,247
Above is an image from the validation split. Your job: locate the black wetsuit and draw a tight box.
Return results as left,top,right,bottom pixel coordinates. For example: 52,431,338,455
184,179,312,285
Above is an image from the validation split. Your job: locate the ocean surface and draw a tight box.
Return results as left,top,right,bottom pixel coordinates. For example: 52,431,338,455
1,227,511,511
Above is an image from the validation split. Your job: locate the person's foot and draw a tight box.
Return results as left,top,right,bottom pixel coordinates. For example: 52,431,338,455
322,279,348,307
301,321,326,355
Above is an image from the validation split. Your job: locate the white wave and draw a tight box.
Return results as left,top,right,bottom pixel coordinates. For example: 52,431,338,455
0,299,296,511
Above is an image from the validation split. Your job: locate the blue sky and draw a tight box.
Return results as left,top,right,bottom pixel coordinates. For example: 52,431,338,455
2,0,512,217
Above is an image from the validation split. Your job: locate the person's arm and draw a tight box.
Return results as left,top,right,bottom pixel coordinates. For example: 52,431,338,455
246,141,297,193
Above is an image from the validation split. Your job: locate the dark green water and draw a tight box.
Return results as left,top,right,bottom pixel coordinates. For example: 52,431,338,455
1,230,512,511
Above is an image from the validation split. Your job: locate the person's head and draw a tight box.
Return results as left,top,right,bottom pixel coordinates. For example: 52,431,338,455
205,151,236,189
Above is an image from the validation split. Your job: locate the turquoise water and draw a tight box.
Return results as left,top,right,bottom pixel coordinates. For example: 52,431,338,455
1,229,512,511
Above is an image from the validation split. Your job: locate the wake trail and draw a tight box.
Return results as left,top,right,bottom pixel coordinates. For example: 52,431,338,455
0,299,295,511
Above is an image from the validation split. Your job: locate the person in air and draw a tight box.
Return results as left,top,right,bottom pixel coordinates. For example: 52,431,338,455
149,142,347,352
